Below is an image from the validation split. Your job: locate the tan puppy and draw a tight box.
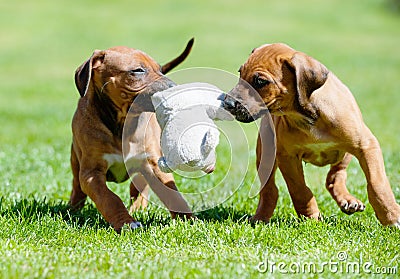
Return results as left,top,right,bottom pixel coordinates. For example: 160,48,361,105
223,43,400,227
70,39,194,232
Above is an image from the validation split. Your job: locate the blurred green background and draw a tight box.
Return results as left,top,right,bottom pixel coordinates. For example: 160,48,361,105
1,0,400,145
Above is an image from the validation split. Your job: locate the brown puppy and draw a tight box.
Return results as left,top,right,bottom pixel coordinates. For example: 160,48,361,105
70,39,194,232
224,43,400,227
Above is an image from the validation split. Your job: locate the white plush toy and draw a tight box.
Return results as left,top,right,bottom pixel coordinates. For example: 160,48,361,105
151,82,233,174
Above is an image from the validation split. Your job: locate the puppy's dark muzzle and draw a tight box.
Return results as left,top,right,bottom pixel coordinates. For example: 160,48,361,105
223,95,256,123
222,95,237,112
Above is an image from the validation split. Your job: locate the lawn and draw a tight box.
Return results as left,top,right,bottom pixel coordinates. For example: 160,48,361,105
0,0,399,278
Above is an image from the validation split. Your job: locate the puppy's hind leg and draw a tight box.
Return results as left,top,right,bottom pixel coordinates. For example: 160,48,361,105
354,132,400,226
326,153,365,215
129,173,149,214
69,146,87,210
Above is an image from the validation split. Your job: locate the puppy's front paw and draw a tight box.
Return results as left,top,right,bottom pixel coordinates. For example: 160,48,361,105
390,218,400,228
117,221,143,233
249,215,269,223
338,195,365,215
170,212,196,220
129,221,143,229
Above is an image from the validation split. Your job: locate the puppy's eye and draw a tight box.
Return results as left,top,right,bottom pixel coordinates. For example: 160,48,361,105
128,68,145,75
253,75,270,89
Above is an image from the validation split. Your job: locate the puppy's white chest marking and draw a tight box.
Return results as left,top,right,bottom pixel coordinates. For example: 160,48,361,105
103,154,127,182
301,143,342,166
304,142,337,152
103,151,148,182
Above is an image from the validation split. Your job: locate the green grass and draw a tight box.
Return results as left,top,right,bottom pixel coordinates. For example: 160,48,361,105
1,0,400,278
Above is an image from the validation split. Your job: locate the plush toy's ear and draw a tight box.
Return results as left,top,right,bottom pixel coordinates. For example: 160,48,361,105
158,157,173,173
285,52,329,100
74,50,105,97
200,129,218,156
150,92,164,111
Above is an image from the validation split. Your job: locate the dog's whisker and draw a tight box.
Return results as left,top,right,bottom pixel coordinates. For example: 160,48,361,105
100,81,111,93
266,99,276,108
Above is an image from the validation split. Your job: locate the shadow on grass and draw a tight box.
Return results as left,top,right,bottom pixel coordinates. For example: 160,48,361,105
0,197,194,231
0,197,109,230
0,197,253,229
195,205,251,222
0,197,375,233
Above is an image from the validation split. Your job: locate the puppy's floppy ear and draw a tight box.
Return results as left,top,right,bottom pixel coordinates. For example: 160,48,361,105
286,52,329,98
74,50,105,97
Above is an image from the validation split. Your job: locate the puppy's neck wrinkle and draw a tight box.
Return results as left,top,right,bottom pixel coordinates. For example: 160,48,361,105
280,113,313,133
276,93,318,127
93,87,124,137
292,94,319,126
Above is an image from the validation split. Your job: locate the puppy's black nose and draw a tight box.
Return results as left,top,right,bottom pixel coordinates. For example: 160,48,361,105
223,96,236,111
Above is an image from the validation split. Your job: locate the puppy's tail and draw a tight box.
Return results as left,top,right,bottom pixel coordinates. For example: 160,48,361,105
161,38,194,74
